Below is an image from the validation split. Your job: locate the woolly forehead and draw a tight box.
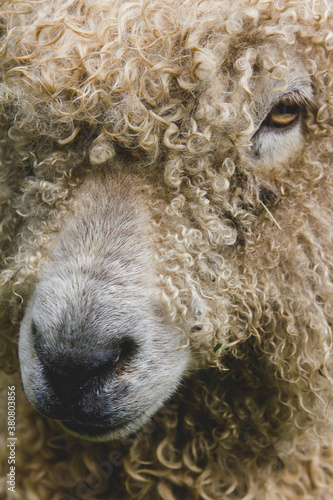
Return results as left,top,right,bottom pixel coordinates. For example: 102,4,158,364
0,0,329,162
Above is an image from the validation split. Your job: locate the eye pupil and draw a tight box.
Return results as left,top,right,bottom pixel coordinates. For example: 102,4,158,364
273,102,299,116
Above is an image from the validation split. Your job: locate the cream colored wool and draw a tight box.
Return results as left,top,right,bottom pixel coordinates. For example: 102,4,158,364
1,0,333,498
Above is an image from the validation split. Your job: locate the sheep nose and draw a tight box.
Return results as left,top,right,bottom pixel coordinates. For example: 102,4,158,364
43,351,116,404
33,334,138,408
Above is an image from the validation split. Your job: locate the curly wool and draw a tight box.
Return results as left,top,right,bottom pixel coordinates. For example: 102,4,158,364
1,0,333,499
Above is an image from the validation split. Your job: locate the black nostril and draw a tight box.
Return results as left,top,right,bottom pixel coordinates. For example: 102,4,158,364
118,337,139,364
113,337,140,376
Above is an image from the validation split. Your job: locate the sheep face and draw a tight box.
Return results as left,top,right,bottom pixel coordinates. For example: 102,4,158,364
1,0,332,476
18,176,191,441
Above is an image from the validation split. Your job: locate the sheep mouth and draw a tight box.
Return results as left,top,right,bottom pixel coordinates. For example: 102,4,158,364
59,420,126,439
58,412,147,440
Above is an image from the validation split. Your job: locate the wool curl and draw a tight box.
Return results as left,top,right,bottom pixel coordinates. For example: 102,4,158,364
1,0,333,499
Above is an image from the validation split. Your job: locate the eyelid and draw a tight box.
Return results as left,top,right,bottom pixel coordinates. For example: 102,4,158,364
273,87,315,112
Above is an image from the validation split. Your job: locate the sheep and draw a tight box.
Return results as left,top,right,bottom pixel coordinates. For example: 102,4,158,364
0,0,333,499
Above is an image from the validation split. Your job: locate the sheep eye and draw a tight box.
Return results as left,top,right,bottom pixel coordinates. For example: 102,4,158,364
263,99,301,129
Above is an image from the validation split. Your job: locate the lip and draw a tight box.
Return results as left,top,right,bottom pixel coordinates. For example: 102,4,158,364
57,409,148,440
59,420,125,439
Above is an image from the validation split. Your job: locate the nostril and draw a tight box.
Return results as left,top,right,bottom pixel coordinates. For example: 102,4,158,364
46,367,91,403
118,337,139,363
114,337,140,376
31,320,38,338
